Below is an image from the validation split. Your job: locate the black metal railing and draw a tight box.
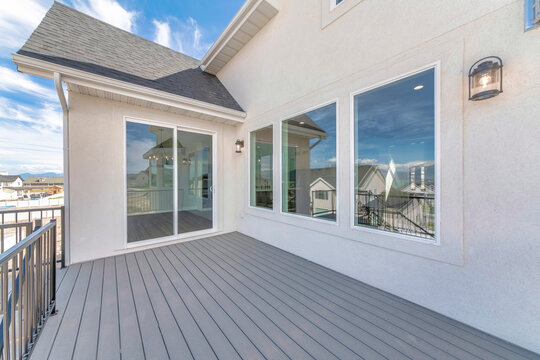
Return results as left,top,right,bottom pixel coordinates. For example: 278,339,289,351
0,207,65,268
0,220,57,359
356,190,435,238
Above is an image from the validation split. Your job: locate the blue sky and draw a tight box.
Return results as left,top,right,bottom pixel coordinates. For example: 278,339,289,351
354,69,435,169
0,0,244,175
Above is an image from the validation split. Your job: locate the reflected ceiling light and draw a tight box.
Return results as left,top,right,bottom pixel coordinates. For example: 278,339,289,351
299,121,305,125
414,85,424,91
235,139,244,153
469,56,503,101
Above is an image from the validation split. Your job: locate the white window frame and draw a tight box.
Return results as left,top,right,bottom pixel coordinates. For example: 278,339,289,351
247,122,275,213
123,116,218,249
331,0,345,11
279,99,340,226
349,62,441,245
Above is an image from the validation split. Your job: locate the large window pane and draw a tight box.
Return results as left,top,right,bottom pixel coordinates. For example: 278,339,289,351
126,122,174,242
353,68,436,239
250,126,273,209
282,103,337,221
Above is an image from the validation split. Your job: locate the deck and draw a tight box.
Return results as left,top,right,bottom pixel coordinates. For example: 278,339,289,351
31,232,538,360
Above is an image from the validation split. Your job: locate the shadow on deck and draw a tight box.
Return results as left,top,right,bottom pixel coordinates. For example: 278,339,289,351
31,233,538,360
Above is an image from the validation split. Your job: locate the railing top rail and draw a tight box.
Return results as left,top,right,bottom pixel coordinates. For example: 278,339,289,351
0,221,33,230
0,220,56,265
0,205,64,214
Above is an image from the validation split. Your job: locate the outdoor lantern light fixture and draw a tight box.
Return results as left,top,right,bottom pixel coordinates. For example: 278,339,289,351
468,56,503,101
235,139,244,153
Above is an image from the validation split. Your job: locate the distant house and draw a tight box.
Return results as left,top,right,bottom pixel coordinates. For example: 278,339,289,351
23,176,64,187
0,188,18,201
309,168,336,218
0,175,23,188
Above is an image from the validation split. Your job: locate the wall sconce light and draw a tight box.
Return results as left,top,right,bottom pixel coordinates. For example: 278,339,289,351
468,56,503,101
235,139,244,153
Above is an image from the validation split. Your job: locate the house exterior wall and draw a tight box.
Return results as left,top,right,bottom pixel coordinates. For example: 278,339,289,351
67,93,239,264
218,0,540,352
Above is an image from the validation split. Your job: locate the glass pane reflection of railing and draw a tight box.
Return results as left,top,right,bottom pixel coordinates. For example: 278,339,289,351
127,189,174,214
127,188,212,215
355,190,435,239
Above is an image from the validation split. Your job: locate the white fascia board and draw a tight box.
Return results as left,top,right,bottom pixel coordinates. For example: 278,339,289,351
200,0,279,75
12,53,247,124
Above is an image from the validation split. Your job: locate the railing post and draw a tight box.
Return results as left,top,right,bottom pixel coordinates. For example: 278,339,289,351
34,219,42,231
60,206,65,268
51,219,57,315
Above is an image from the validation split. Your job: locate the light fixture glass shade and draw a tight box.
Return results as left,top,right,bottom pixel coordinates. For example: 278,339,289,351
469,57,503,101
235,140,244,153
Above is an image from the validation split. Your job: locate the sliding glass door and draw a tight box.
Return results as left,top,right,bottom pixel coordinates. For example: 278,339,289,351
126,120,214,244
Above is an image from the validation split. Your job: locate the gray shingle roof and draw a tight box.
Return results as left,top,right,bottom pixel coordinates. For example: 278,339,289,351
18,2,243,112
0,175,22,182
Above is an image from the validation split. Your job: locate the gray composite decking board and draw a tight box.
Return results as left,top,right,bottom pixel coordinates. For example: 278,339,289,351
228,234,533,360
190,239,360,360
124,253,169,360
30,263,82,360
225,234,516,360
72,259,105,360
55,266,67,290
197,236,411,360
229,233,539,360
142,249,218,360
133,251,194,359
217,234,476,360
115,255,145,360
96,257,120,360
179,241,314,360
30,233,540,360
170,243,290,360
196,236,435,360
161,245,266,360
47,262,93,360
182,241,339,360
151,246,241,360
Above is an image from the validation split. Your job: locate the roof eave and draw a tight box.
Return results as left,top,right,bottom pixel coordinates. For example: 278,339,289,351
200,0,279,75
12,53,247,125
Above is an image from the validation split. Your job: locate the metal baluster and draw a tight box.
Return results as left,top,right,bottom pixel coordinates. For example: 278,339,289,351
11,257,17,359
17,252,22,360
3,263,9,360
51,221,56,314
35,239,41,331
22,248,28,355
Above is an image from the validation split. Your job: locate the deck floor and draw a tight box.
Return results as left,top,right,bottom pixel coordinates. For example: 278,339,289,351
32,232,538,360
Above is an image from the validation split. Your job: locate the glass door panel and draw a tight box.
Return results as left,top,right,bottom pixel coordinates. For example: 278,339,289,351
126,122,174,243
177,130,213,234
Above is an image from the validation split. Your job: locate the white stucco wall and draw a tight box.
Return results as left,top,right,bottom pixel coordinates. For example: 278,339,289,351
218,0,540,352
67,93,239,264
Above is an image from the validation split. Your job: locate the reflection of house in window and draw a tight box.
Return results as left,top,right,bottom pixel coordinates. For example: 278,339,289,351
282,105,336,221
309,168,336,218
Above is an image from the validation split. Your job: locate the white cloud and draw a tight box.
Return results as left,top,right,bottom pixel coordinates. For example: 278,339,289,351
0,97,63,174
356,158,378,165
0,0,49,54
151,16,211,59
73,0,136,32
0,66,57,101
152,20,171,48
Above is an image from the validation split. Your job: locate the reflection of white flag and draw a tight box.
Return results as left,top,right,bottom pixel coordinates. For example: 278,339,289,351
385,159,396,201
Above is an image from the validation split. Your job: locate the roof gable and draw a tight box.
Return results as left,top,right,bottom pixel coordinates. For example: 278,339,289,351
17,2,243,112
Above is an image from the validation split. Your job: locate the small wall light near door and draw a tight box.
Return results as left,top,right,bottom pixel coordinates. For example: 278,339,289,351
469,56,503,101
235,139,244,153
